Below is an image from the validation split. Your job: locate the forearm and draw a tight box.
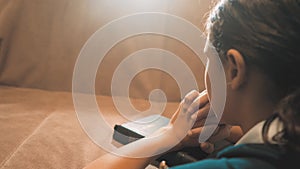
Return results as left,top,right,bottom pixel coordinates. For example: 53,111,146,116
84,128,177,169
84,153,156,169
84,90,204,169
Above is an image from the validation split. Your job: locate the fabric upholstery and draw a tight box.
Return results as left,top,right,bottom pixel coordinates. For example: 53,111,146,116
0,86,179,169
0,1,212,168
0,0,210,101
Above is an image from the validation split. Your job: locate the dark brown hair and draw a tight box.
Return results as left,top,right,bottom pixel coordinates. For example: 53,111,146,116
207,0,300,152
272,89,300,150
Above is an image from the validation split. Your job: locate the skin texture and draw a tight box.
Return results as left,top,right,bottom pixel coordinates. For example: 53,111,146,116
84,91,205,169
214,49,275,132
84,47,279,169
84,0,300,168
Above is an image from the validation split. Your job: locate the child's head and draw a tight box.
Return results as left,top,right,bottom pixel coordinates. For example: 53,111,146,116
205,0,300,147
207,0,300,101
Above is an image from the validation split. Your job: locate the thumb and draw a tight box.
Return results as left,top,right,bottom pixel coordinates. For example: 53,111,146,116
200,142,214,154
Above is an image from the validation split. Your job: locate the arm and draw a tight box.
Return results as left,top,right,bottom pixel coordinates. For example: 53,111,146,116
176,90,243,153
83,135,167,169
84,90,203,169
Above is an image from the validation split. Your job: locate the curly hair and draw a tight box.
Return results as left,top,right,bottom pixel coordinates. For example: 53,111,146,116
206,0,300,154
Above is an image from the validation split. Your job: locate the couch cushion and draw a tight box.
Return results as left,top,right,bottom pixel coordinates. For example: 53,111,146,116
0,0,210,101
0,86,179,169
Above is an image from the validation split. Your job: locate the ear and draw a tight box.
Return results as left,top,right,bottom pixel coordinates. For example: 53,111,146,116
226,49,247,90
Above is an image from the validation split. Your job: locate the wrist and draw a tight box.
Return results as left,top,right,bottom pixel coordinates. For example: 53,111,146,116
147,125,183,153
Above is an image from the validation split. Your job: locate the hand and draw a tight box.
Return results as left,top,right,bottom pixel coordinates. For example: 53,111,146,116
168,90,201,143
170,90,237,154
150,90,203,151
168,90,208,150
189,124,232,153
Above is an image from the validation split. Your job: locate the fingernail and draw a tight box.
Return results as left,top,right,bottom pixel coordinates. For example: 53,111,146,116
187,108,192,114
191,114,197,120
159,161,169,169
202,143,210,150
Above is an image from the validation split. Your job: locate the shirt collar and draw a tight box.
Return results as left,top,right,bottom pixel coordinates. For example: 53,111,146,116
235,118,284,145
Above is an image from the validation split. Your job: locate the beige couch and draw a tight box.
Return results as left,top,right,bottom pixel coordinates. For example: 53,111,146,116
0,0,209,168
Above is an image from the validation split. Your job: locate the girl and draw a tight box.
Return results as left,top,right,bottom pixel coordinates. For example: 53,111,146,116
84,0,300,168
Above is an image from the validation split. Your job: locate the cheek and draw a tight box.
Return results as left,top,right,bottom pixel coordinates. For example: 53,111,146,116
205,61,232,124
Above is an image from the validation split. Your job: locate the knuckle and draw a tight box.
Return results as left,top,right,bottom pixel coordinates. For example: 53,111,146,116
190,90,199,95
184,97,192,104
187,107,196,115
186,90,199,99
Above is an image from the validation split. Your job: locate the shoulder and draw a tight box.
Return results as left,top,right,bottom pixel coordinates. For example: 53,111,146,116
170,157,275,169
170,144,280,169
217,144,281,161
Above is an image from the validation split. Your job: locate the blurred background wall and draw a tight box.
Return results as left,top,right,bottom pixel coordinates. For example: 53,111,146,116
0,0,212,101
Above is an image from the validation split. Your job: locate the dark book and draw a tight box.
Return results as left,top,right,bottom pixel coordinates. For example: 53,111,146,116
112,114,208,167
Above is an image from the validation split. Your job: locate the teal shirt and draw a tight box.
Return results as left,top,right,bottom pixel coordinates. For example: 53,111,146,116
170,144,290,169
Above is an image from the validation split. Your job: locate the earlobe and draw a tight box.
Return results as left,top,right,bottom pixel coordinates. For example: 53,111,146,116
226,49,247,90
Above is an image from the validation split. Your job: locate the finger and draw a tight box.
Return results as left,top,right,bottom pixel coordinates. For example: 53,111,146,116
170,90,201,124
189,122,220,138
193,117,217,128
171,91,201,140
180,136,200,147
159,161,169,169
208,124,231,143
186,93,209,116
181,90,200,114
200,142,214,154
192,120,205,128
199,90,208,100
193,114,219,128
195,103,211,121
187,127,203,138
198,90,209,108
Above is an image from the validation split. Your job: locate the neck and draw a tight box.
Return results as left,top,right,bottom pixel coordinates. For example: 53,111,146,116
238,97,275,133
